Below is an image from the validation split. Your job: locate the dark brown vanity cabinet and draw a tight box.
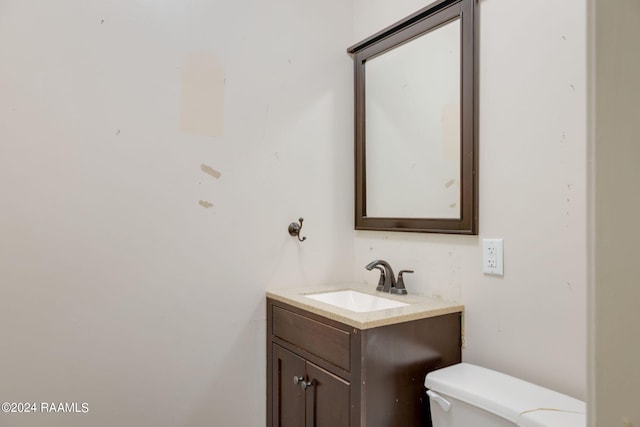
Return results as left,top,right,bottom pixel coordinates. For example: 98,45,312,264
267,298,462,427
272,345,350,427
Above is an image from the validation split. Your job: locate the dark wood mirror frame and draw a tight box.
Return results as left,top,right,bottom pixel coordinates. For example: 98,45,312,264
348,0,478,234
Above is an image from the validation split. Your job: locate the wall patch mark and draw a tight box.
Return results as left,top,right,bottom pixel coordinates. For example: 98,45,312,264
180,51,225,137
444,179,455,188
198,200,214,209
200,163,221,179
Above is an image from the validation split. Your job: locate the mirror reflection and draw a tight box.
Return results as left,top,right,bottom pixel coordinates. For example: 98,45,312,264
365,18,461,218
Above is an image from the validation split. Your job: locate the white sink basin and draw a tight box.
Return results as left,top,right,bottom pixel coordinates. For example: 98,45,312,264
304,290,409,313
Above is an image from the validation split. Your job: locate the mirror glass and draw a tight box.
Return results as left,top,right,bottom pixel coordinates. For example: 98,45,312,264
365,19,461,218
348,0,477,234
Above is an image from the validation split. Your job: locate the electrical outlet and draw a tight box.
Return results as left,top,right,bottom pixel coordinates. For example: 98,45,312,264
483,238,504,276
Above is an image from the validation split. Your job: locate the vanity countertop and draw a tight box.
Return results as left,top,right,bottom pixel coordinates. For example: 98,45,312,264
266,283,463,330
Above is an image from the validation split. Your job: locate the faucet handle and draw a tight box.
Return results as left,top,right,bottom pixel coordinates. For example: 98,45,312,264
391,270,413,295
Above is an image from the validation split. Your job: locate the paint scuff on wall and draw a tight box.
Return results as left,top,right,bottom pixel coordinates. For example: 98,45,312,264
200,163,221,179
198,164,220,210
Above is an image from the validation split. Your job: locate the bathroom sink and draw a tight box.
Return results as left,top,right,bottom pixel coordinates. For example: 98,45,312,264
304,290,409,313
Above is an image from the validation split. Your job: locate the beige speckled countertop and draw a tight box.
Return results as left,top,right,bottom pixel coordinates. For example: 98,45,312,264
266,283,463,330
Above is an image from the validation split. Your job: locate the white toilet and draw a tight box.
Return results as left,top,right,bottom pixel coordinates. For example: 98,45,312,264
425,363,585,427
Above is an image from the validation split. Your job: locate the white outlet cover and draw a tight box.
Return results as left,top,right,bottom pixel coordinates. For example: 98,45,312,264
483,238,504,276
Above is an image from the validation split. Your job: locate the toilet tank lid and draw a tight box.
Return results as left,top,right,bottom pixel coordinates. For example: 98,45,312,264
425,363,585,424
517,409,586,427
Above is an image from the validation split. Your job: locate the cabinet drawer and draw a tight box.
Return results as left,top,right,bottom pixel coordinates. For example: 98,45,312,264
272,306,351,371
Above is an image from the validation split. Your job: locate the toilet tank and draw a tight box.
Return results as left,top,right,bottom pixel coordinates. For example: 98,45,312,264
424,363,585,427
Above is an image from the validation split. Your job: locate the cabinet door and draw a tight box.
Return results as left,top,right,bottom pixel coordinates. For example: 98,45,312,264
306,362,350,427
272,345,306,427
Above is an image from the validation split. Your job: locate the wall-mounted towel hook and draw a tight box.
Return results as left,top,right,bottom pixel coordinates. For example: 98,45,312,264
288,218,306,242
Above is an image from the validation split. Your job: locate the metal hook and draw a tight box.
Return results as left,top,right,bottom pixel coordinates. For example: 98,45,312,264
288,217,306,242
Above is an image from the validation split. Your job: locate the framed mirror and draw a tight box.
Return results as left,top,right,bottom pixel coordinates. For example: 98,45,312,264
348,0,477,234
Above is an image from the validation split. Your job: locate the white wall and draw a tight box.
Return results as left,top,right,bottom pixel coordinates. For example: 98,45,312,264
353,0,588,399
589,0,640,425
0,1,354,426
0,0,592,425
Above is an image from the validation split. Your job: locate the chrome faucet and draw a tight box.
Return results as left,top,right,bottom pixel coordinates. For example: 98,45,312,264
365,260,414,294
365,260,396,293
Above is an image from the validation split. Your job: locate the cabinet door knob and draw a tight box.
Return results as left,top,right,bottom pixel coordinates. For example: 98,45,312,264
293,376,314,390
